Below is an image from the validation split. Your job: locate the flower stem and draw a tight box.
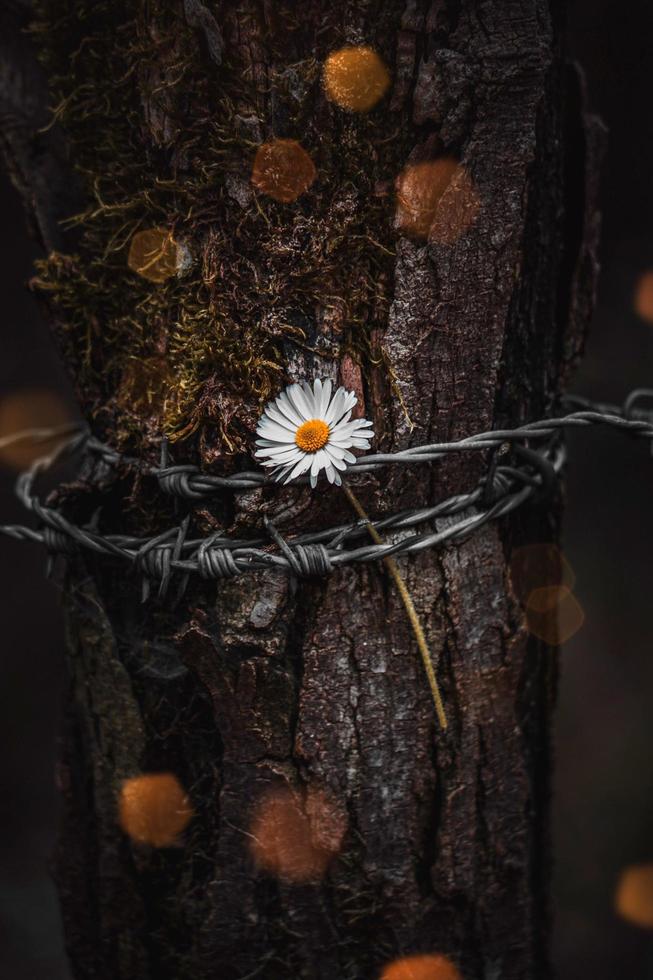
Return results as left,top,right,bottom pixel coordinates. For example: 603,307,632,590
341,483,448,730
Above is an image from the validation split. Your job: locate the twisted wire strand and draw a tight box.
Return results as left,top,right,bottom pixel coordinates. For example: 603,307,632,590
0,389,651,596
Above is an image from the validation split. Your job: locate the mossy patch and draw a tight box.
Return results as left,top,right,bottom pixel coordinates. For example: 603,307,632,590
30,0,411,465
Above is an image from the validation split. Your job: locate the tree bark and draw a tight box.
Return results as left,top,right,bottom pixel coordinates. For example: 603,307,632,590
1,1,603,978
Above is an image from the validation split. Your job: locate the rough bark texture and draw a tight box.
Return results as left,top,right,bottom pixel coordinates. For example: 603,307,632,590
1,1,604,978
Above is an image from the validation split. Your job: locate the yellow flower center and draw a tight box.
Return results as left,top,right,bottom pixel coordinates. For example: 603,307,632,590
295,418,330,453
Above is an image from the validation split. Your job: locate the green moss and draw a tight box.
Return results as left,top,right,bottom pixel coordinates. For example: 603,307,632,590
30,0,409,462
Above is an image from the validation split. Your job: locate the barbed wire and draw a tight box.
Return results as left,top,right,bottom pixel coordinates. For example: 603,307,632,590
0,389,651,600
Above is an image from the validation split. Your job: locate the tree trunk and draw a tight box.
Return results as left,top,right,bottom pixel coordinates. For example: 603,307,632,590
1,1,603,978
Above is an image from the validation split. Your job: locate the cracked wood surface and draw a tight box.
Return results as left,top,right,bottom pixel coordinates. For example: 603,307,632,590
0,1,603,978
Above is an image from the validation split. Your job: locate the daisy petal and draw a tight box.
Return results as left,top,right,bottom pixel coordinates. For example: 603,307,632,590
258,454,303,468
260,458,293,470
325,451,347,471
257,420,297,441
284,454,313,483
310,452,323,481
287,383,313,421
331,419,374,439
343,389,357,413
313,378,323,411
276,390,305,427
301,380,318,415
264,403,300,432
331,418,374,437
328,433,372,448
255,444,302,458
325,387,348,426
275,463,296,482
324,443,347,460
256,438,292,448
318,378,332,416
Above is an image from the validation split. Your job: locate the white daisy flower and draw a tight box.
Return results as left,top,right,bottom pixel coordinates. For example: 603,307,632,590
255,379,374,487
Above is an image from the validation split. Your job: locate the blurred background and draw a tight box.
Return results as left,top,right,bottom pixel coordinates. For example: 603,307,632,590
2,1,653,977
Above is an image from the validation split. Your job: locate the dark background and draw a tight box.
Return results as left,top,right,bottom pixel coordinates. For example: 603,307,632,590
1,2,653,977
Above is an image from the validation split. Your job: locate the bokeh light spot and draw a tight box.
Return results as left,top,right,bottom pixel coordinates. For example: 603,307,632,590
323,46,391,113
117,356,177,419
509,543,575,604
395,159,458,239
525,586,584,646
634,271,653,324
251,139,317,204
395,159,479,243
380,953,462,980
615,864,653,929
249,786,346,883
0,389,73,471
127,227,180,283
118,773,193,847
526,584,568,614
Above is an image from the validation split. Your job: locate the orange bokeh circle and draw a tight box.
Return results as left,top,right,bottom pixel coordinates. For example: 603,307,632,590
118,773,193,848
117,356,178,419
395,159,478,243
127,227,179,283
615,864,653,929
323,46,391,113
249,786,346,883
0,389,73,472
251,139,316,204
380,953,462,980
634,270,653,324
